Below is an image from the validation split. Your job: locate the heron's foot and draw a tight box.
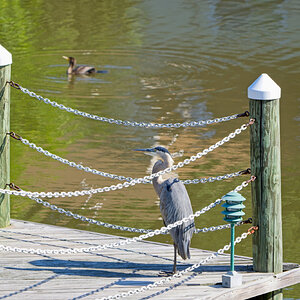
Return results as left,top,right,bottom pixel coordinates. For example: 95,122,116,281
158,270,175,277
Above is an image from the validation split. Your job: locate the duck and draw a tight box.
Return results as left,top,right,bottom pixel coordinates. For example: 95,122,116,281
62,56,107,75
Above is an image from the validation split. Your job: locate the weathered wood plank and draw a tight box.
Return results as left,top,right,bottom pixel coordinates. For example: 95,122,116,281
0,219,298,300
214,268,300,299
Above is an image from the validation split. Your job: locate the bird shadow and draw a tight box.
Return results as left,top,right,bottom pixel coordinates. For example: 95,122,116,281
6,258,252,278
5,258,227,279
5,259,166,278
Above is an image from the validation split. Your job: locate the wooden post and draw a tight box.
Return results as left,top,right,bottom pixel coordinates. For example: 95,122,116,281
0,45,12,228
248,74,283,299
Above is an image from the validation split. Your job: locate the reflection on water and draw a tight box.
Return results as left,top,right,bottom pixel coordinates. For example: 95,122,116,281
0,0,299,297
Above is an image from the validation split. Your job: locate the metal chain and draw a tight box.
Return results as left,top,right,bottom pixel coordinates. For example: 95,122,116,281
18,185,251,234
182,170,247,185
97,228,257,300
195,223,230,233
8,82,249,128
1,122,253,199
8,132,249,185
195,218,252,233
28,194,152,234
17,134,136,183
0,179,255,254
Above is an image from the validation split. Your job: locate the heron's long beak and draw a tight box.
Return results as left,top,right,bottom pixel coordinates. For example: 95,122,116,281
62,56,69,61
133,148,156,156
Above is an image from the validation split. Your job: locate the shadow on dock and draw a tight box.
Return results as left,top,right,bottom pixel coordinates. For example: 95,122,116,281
5,258,252,278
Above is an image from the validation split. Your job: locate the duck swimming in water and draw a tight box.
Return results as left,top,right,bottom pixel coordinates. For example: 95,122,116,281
62,56,107,75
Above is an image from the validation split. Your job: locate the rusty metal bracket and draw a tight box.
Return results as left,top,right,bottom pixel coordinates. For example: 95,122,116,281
5,183,21,191
249,118,256,125
7,132,22,141
237,111,250,118
246,175,256,184
248,226,259,234
6,81,20,90
239,168,251,175
241,217,253,224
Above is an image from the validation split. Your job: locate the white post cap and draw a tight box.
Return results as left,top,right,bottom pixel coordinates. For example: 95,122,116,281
248,73,281,100
0,44,12,66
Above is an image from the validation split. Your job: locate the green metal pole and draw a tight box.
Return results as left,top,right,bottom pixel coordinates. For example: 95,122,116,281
0,45,12,228
230,223,235,272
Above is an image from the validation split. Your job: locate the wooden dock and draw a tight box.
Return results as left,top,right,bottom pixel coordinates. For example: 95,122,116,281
0,220,299,300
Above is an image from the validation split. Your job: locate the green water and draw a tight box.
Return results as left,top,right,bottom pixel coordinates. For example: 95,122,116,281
1,0,299,297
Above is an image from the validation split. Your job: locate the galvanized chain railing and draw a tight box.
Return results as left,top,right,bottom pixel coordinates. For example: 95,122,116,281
7,81,249,128
0,178,255,252
8,131,250,185
6,183,252,234
9,132,136,182
1,120,254,199
97,227,258,300
194,218,252,233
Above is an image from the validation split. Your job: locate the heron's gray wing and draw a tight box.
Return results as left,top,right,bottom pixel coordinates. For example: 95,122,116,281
159,178,195,259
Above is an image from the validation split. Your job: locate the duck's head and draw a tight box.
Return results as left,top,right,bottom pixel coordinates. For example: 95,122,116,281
62,56,76,66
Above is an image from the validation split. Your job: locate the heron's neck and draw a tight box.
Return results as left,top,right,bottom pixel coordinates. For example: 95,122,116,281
152,154,174,194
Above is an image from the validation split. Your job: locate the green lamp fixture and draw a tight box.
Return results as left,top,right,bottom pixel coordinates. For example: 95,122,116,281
221,191,246,288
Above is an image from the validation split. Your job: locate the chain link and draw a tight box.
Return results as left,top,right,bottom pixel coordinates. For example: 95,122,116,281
194,218,251,233
18,135,136,182
182,171,244,185
12,83,246,128
0,179,253,254
195,224,230,233
28,194,152,234
25,191,251,234
10,132,247,185
97,229,253,300
2,122,251,199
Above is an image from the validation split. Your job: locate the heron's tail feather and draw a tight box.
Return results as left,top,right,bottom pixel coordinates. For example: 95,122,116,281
177,239,191,260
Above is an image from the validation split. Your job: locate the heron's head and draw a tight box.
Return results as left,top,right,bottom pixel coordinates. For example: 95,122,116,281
134,146,171,158
62,56,76,65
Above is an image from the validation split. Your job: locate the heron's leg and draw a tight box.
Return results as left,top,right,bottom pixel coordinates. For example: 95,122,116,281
158,243,177,277
172,243,177,274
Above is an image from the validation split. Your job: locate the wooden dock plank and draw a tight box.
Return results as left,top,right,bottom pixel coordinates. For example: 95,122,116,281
0,219,299,300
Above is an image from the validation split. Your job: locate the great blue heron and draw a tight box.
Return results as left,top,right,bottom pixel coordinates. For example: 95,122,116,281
134,146,195,275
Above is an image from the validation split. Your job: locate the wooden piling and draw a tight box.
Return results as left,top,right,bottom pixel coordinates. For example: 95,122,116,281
248,73,283,299
0,45,12,228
